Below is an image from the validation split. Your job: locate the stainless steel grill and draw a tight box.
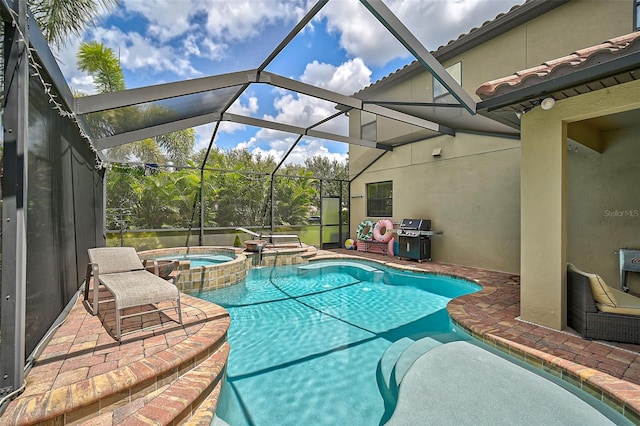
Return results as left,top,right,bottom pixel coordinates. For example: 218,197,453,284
397,219,432,262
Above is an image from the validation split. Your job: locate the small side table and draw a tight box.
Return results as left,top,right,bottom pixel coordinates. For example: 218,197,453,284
620,248,640,292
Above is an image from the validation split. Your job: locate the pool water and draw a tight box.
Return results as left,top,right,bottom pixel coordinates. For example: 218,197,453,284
196,260,480,425
156,254,235,268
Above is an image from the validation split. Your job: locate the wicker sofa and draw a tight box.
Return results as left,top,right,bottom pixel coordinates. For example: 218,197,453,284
567,263,640,344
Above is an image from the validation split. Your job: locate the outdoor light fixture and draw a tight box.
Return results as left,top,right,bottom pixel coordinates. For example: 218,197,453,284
540,97,555,110
432,147,442,157
515,97,555,120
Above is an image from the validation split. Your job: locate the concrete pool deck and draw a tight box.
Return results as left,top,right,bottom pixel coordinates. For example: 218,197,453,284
2,247,640,424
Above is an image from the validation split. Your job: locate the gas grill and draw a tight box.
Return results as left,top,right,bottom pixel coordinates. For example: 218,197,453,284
397,219,434,262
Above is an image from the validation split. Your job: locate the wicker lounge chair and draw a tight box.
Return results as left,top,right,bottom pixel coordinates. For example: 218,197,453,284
84,247,182,340
236,227,302,247
567,263,640,344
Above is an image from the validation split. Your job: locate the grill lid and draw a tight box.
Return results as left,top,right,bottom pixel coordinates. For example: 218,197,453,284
399,219,431,231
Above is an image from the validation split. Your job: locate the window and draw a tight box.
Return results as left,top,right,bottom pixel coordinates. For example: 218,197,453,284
433,62,462,100
361,110,377,141
636,0,640,30
367,181,392,217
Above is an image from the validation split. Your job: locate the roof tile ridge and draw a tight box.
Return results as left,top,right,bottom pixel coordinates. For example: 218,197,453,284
476,30,640,99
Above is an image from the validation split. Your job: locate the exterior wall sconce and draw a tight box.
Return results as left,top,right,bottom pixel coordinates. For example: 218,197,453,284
515,97,555,119
432,147,442,157
540,97,555,110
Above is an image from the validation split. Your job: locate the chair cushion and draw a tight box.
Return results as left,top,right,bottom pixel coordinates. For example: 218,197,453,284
89,247,144,274
99,270,179,309
567,263,616,307
597,286,640,316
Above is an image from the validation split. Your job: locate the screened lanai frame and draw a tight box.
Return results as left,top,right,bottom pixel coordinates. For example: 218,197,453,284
0,0,520,410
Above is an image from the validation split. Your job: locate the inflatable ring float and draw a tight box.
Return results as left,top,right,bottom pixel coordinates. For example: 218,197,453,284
356,219,374,241
373,219,394,243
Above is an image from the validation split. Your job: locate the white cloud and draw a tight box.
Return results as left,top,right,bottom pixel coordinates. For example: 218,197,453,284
320,0,523,67
237,137,347,166
204,1,306,42
321,0,404,67
301,58,372,94
234,58,367,165
256,58,370,141
89,26,201,78
285,139,348,165
121,0,201,42
219,96,260,133
200,38,228,61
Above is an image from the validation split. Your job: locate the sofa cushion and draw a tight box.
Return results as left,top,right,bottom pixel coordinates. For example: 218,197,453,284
588,274,617,307
597,286,640,316
568,263,616,307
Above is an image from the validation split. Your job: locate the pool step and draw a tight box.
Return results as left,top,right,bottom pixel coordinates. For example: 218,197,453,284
387,341,620,425
379,337,414,396
298,261,384,283
394,333,459,386
378,332,461,402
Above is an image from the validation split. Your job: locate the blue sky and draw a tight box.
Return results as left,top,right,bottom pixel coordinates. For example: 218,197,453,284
55,0,524,165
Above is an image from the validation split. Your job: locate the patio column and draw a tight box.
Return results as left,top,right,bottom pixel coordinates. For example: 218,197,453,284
520,108,567,330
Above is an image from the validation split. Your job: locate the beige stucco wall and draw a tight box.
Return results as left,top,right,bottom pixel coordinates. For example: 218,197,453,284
349,0,636,279
520,79,640,329
567,124,640,291
520,106,567,329
351,132,521,273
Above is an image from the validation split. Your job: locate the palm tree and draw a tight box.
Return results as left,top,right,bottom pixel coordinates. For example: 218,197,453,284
30,0,119,46
76,41,195,164
76,41,125,92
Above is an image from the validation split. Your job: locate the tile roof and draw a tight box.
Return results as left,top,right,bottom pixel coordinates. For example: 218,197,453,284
476,31,640,100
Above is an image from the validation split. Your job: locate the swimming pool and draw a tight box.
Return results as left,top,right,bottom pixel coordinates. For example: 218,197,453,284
199,260,628,425
198,260,479,425
138,246,247,293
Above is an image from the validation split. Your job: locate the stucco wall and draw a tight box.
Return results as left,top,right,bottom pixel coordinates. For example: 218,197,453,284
351,133,521,273
348,0,635,275
568,126,640,291
456,0,632,97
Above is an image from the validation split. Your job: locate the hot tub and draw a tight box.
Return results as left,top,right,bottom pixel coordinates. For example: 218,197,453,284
138,246,248,293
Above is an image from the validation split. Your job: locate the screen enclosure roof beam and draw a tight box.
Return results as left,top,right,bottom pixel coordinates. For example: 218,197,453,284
260,71,450,133
94,112,393,151
360,0,477,114
74,70,260,114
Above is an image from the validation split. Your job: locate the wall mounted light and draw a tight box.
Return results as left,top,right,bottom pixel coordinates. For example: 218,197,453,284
432,147,442,157
515,97,555,120
540,97,555,110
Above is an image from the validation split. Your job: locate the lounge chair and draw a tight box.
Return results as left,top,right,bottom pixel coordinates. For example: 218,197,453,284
236,227,302,247
84,247,182,340
567,263,640,344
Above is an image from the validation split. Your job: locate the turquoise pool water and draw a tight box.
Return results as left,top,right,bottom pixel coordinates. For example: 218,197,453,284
156,254,235,268
196,260,480,425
